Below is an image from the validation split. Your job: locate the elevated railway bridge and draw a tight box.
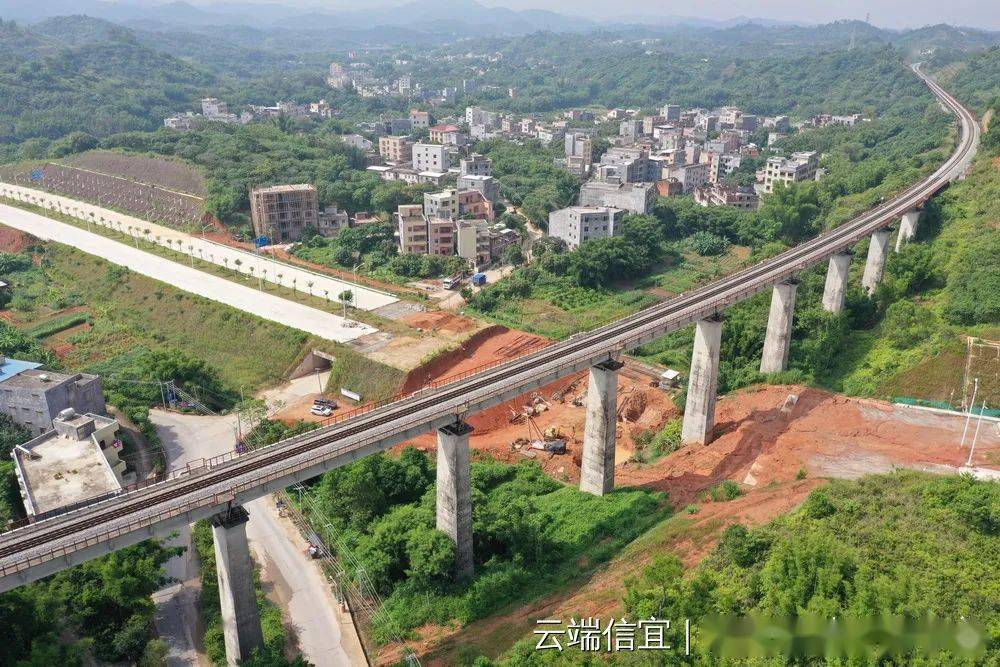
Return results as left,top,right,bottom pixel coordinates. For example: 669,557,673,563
0,65,980,663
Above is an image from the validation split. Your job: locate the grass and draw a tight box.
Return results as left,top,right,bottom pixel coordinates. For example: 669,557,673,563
0,232,407,398
23,311,91,339
641,245,750,295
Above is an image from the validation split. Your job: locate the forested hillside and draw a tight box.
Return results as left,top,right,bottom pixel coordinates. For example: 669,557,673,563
0,18,215,142
495,472,1000,665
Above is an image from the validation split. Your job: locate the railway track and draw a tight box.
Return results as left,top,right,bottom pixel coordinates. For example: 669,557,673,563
0,65,979,579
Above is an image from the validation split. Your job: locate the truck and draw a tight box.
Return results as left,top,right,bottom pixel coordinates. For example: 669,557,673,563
442,273,464,290
472,272,487,287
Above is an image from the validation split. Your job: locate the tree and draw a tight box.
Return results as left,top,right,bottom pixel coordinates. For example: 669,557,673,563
502,243,525,266
405,529,455,587
338,289,354,319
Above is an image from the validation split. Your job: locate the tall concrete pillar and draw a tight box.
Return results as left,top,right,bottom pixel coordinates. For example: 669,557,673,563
861,228,892,295
437,420,474,579
682,316,723,446
821,252,852,314
210,506,264,666
895,210,920,252
760,280,798,374
580,359,623,496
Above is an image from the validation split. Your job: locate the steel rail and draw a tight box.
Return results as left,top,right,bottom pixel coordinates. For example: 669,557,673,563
0,65,978,576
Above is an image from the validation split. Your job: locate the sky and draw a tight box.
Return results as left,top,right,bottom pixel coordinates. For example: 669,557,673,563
194,0,1000,30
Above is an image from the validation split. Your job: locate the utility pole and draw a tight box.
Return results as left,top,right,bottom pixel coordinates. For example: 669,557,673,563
959,377,978,448
966,401,988,467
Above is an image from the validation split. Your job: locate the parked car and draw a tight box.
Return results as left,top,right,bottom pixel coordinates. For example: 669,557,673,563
313,397,338,409
310,405,333,417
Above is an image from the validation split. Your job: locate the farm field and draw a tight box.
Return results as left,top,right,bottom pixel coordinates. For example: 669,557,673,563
0,153,207,229
61,150,207,196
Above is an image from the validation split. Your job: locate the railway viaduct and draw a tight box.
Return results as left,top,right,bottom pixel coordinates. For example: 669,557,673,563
0,65,980,664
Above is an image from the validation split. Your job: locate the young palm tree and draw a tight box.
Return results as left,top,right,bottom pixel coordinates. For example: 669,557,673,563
338,289,354,320
306,280,314,296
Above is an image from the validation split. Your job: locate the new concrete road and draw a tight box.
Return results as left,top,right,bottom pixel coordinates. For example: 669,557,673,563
0,182,398,312
0,202,376,343
150,373,364,666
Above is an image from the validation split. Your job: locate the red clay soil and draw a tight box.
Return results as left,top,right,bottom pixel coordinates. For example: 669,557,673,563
377,368,1000,663
402,310,477,334
400,326,551,394
619,385,1000,507
0,227,34,253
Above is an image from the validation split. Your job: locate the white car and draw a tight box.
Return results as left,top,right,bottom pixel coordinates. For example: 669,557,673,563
310,405,333,417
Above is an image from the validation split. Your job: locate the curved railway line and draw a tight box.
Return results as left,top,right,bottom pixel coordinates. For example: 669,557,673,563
0,65,980,586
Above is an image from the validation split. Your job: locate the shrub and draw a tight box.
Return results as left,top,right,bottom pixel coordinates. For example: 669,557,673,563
708,480,744,502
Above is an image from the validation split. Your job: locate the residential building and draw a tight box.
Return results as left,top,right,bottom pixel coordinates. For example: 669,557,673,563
412,143,451,172
620,119,642,141
429,124,464,146
535,126,564,146
13,409,127,519
762,151,819,193
764,115,791,132
455,219,493,268
396,204,430,255
465,106,500,128
548,206,625,249
656,178,684,197
708,153,743,183
564,133,593,176
460,154,492,177
340,134,373,152
423,189,494,221
249,183,319,243
579,181,656,215
811,113,864,127
661,104,681,122
317,206,350,236
596,147,658,183
694,183,760,210
0,362,106,436
427,218,455,256
386,117,412,135
201,97,229,117
457,174,500,202
410,109,433,129
642,115,666,135
664,163,710,193
378,135,413,162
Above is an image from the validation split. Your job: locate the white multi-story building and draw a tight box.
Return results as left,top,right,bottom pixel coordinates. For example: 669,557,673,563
412,143,451,173
460,154,492,177
664,163,710,193
694,183,760,210
762,151,819,193
548,206,625,249
579,181,656,215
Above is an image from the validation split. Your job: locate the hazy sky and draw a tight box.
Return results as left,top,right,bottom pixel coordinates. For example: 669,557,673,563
206,0,1000,30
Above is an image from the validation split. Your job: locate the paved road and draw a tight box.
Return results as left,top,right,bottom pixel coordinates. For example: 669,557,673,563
0,182,398,312
150,375,364,666
0,202,376,343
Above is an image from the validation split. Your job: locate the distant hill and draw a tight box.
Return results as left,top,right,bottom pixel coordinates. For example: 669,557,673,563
0,15,215,143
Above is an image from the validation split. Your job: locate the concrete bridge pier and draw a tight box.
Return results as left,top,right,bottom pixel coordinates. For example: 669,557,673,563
580,359,624,496
210,505,264,666
682,316,723,446
760,280,798,374
895,210,920,252
861,228,892,295
821,252,853,314
437,420,475,579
